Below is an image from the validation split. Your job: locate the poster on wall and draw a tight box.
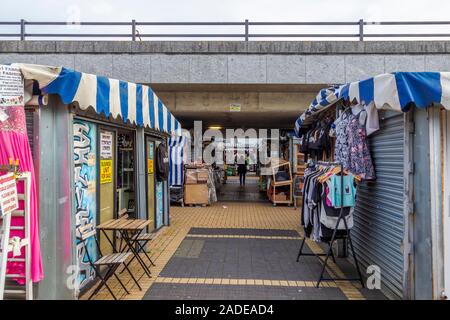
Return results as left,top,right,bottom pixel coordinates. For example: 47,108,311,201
73,120,97,291
147,141,154,174
0,65,24,108
0,173,18,217
100,159,113,184
100,131,113,159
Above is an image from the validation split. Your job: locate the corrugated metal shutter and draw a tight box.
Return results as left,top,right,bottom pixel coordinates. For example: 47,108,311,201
25,108,35,155
352,111,406,299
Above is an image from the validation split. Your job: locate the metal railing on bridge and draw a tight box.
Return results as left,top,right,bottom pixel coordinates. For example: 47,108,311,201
1,19,450,41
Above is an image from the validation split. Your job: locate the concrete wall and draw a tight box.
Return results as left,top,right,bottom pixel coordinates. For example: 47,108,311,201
1,41,450,86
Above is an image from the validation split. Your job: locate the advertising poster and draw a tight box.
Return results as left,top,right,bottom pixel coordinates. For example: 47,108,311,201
0,65,24,107
0,173,18,217
100,131,113,159
73,120,97,290
100,159,113,184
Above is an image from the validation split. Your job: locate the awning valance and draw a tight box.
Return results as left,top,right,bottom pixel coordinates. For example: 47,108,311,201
13,63,181,136
295,72,450,136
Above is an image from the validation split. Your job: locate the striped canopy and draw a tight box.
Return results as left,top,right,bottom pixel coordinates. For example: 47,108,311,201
168,136,188,186
14,63,181,135
295,72,450,136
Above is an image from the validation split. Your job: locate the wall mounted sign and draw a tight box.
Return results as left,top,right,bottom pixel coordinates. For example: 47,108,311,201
100,131,113,159
0,173,18,217
100,159,113,184
229,103,241,112
0,65,24,107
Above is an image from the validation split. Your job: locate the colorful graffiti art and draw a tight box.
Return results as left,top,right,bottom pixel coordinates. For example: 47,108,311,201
155,181,163,229
73,120,98,290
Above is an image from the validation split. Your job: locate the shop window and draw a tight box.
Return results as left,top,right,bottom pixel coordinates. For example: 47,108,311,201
117,131,136,218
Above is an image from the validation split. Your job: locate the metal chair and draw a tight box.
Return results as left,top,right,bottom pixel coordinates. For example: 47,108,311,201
77,223,141,300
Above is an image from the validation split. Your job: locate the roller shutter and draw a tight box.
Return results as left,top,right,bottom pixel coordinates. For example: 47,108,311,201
25,108,35,155
352,111,407,299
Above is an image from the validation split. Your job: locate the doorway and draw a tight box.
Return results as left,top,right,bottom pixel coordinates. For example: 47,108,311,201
146,137,156,232
98,128,116,255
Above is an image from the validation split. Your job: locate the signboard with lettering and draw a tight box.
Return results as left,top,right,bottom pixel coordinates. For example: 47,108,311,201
100,131,113,159
100,159,113,184
0,65,24,107
0,173,18,217
229,103,241,112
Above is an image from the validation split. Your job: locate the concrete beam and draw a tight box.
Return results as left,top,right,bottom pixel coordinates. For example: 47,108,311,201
2,40,450,54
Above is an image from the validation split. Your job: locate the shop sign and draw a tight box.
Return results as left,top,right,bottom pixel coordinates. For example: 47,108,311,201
0,173,18,217
100,131,113,159
229,103,241,112
100,159,113,184
147,159,154,174
0,65,24,107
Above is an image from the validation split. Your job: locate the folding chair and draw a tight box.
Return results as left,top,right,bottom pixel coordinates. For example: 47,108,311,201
77,223,142,300
121,230,156,273
115,209,155,275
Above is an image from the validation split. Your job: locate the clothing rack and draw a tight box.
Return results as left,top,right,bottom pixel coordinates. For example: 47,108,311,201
296,160,365,288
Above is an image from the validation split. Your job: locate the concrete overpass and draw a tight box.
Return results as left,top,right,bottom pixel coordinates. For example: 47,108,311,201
2,40,450,128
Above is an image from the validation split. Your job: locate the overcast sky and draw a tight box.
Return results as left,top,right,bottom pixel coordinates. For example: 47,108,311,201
1,0,450,40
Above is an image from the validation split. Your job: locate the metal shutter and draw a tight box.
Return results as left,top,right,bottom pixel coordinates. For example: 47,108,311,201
25,108,35,155
352,111,407,299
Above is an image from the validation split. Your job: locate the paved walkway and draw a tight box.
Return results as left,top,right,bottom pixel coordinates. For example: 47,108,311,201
84,201,386,300
217,175,266,202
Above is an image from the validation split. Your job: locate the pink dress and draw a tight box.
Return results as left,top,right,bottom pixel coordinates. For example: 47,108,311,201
0,104,43,283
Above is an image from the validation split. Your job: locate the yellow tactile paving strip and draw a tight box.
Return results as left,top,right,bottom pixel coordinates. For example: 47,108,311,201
185,234,301,240
81,202,364,300
155,277,338,288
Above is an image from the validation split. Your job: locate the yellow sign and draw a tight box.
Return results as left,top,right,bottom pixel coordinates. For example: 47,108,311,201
100,159,113,184
147,159,154,174
229,103,241,112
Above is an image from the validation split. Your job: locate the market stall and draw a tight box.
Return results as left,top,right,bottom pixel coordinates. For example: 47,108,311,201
294,72,450,300
0,63,182,299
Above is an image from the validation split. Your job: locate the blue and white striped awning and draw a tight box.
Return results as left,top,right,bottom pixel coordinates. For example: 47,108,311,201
14,63,181,135
295,72,450,136
169,136,188,186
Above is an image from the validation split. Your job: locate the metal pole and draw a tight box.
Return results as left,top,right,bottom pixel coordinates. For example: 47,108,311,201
359,19,364,41
20,19,26,40
132,19,136,41
245,19,249,41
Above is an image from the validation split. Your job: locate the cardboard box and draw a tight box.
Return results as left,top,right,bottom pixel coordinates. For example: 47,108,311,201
184,184,209,205
274,192,288,201
196,169,209,183
185,169,198,184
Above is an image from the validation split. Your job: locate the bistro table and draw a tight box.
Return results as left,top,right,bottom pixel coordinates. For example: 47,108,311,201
96,218,152,278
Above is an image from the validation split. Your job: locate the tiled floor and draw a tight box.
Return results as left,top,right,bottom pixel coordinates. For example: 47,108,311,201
82,201,386,300
217,175,266,202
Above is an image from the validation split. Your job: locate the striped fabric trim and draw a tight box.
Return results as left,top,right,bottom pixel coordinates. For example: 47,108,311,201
14,63,181,135
295,72,450,136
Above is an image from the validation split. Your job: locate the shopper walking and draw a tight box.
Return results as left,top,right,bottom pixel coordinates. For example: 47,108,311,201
237,154,248,187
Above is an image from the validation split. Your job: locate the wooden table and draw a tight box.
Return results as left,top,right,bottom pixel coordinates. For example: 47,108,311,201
97,218,151,277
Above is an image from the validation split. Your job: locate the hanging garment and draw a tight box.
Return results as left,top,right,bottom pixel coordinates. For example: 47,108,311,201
0,105,43,283
327,173,357,208
333,111,351,170
347,111,376,180
156,142,169,182
364,102,380,136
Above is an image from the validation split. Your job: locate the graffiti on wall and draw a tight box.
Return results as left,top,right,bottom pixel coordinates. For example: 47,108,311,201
156,181,163,229
73,120,97,290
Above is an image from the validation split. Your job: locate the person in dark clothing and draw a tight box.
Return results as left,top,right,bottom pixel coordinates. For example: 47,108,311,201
237,154,247,187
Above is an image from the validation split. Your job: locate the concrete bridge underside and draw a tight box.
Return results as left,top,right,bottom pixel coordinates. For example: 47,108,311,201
2,40,450,128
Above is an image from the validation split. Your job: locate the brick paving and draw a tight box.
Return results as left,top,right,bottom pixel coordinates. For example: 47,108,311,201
81,201,386,300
